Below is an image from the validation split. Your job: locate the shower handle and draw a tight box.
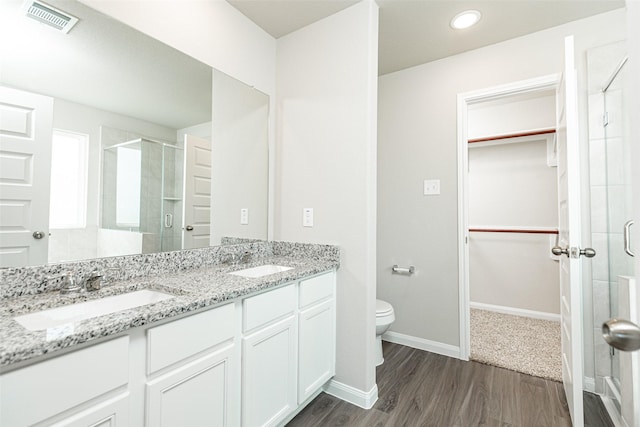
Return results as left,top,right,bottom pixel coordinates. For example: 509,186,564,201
624,220,635,257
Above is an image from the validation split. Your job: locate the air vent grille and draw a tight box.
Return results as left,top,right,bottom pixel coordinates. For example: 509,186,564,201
23,0,78,33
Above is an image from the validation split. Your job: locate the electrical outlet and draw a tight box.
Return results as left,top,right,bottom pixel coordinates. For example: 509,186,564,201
240,208,249,225
423,179,440,195
303,208,313,227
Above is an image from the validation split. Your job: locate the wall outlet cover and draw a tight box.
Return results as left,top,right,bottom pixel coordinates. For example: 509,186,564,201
423,179,441,195
240,208,249,225
303,208,313,227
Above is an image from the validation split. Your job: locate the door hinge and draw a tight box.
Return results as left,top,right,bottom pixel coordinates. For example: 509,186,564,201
603,112,609,127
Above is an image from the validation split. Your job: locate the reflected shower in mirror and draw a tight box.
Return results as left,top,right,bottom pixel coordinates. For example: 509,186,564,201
0,0,269,267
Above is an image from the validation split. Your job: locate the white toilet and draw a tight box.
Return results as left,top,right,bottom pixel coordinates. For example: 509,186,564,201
375,299,395,366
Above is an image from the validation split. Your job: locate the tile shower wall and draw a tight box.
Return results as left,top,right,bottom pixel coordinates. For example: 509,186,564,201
101,126,183,254
587,40,629,393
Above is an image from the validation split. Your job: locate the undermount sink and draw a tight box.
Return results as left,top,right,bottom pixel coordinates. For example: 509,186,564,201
14,289,175,331
228,264,293,278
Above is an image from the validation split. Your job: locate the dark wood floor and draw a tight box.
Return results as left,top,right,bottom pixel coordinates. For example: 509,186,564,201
287,342,613,427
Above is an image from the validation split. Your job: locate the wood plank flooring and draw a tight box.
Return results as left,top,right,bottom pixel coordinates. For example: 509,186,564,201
287,342,612,427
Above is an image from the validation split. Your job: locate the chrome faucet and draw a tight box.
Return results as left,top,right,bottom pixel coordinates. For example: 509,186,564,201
57,269,107,294
84,270,103,291
222,251,252,266
59,272,82,294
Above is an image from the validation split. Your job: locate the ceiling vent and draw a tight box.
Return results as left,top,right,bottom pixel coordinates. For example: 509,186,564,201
22,0,79,34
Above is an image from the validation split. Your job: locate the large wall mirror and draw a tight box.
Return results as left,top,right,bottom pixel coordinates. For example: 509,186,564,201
0,0,269,268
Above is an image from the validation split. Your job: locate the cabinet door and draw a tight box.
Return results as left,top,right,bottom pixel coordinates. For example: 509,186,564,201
298,299,335,403
50,393,129,427
242,315,297,427
146,343,235,427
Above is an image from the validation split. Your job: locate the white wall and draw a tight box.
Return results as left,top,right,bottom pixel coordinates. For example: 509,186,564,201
468,138,560,315
275,0,379,401
79,0,275,95
211,70,269,245
468,92,556,138
378,10,627,353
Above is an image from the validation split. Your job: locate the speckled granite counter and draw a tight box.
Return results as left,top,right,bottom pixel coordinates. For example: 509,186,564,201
0,241,339,370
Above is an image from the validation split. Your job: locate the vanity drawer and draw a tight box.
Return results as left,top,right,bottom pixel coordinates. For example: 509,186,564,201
299,271,335,308
147,303,235,374
0,336,129,426
243,284,296,332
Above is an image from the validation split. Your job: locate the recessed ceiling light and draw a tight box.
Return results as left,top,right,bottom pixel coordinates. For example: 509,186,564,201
450,10,481,30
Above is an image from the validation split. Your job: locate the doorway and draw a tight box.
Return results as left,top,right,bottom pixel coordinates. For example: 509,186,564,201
465,89,562,381
456,73,561,361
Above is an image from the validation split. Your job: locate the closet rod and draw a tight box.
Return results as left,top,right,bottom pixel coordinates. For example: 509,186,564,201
468,128,556,144
469,227,558,235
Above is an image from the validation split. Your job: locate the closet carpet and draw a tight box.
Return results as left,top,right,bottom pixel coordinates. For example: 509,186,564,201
470,308,562,382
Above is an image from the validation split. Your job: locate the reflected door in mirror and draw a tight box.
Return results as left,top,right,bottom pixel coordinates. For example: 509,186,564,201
0,86,53,267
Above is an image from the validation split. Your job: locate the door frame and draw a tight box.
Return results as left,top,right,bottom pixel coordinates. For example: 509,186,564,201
456,73,561,360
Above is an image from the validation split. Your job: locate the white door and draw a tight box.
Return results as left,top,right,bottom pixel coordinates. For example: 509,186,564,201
555,36,585,427
0,86,53,267
182,134,211,249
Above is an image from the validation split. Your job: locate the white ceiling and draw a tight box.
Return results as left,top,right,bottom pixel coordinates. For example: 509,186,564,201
228,0,625,75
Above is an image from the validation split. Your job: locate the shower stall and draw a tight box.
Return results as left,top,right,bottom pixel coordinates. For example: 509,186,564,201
602,52,632,405
586,41,633,420
102,137,184,254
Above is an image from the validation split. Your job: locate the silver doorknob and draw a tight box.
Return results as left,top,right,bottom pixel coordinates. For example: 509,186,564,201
551,246,596,258
602,319,640,352
32,231,45,239
185,225,194,231
580,247,596,258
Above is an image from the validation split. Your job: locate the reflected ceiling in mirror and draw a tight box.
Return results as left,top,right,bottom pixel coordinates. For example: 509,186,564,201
0,0,269,268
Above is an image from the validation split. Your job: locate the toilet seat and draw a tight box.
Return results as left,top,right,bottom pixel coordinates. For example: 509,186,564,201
376,299,394,317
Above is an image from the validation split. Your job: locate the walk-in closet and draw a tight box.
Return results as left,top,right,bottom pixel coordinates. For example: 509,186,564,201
467,90,562,381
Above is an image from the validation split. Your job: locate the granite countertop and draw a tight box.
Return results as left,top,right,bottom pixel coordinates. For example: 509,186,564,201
0,255,338,370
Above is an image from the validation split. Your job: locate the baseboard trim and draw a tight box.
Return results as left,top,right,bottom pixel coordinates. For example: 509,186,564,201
382,331,461,359
584,376,596,393
324,380,378,409
470,302,561,322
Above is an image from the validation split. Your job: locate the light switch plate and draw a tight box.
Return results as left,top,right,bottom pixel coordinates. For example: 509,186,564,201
240,208,249,225
423,179,440,195
303,208,313,227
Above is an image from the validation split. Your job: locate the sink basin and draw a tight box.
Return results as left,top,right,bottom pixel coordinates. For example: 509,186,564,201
14,289,175,331
229,264,293,278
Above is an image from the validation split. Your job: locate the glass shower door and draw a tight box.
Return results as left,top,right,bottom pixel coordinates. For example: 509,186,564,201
602,54,632,393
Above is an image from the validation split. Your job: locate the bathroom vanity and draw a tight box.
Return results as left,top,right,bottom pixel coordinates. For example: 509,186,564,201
0,242,338,426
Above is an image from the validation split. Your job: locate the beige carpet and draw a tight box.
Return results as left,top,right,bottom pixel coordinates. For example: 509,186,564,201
470,308,562,382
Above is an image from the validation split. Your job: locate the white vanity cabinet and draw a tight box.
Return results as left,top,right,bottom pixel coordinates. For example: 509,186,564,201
298,272,336,403
241,271,336,426
0,336,130,427
242,284,298,427
145,303,238,427
1,269,336,427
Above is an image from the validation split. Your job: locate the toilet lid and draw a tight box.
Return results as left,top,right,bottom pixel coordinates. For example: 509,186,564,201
376,299,393,316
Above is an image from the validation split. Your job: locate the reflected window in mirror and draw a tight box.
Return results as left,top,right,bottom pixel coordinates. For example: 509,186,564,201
49,129,88,229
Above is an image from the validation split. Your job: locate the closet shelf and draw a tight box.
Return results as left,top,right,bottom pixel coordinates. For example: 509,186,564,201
468,128,556,144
